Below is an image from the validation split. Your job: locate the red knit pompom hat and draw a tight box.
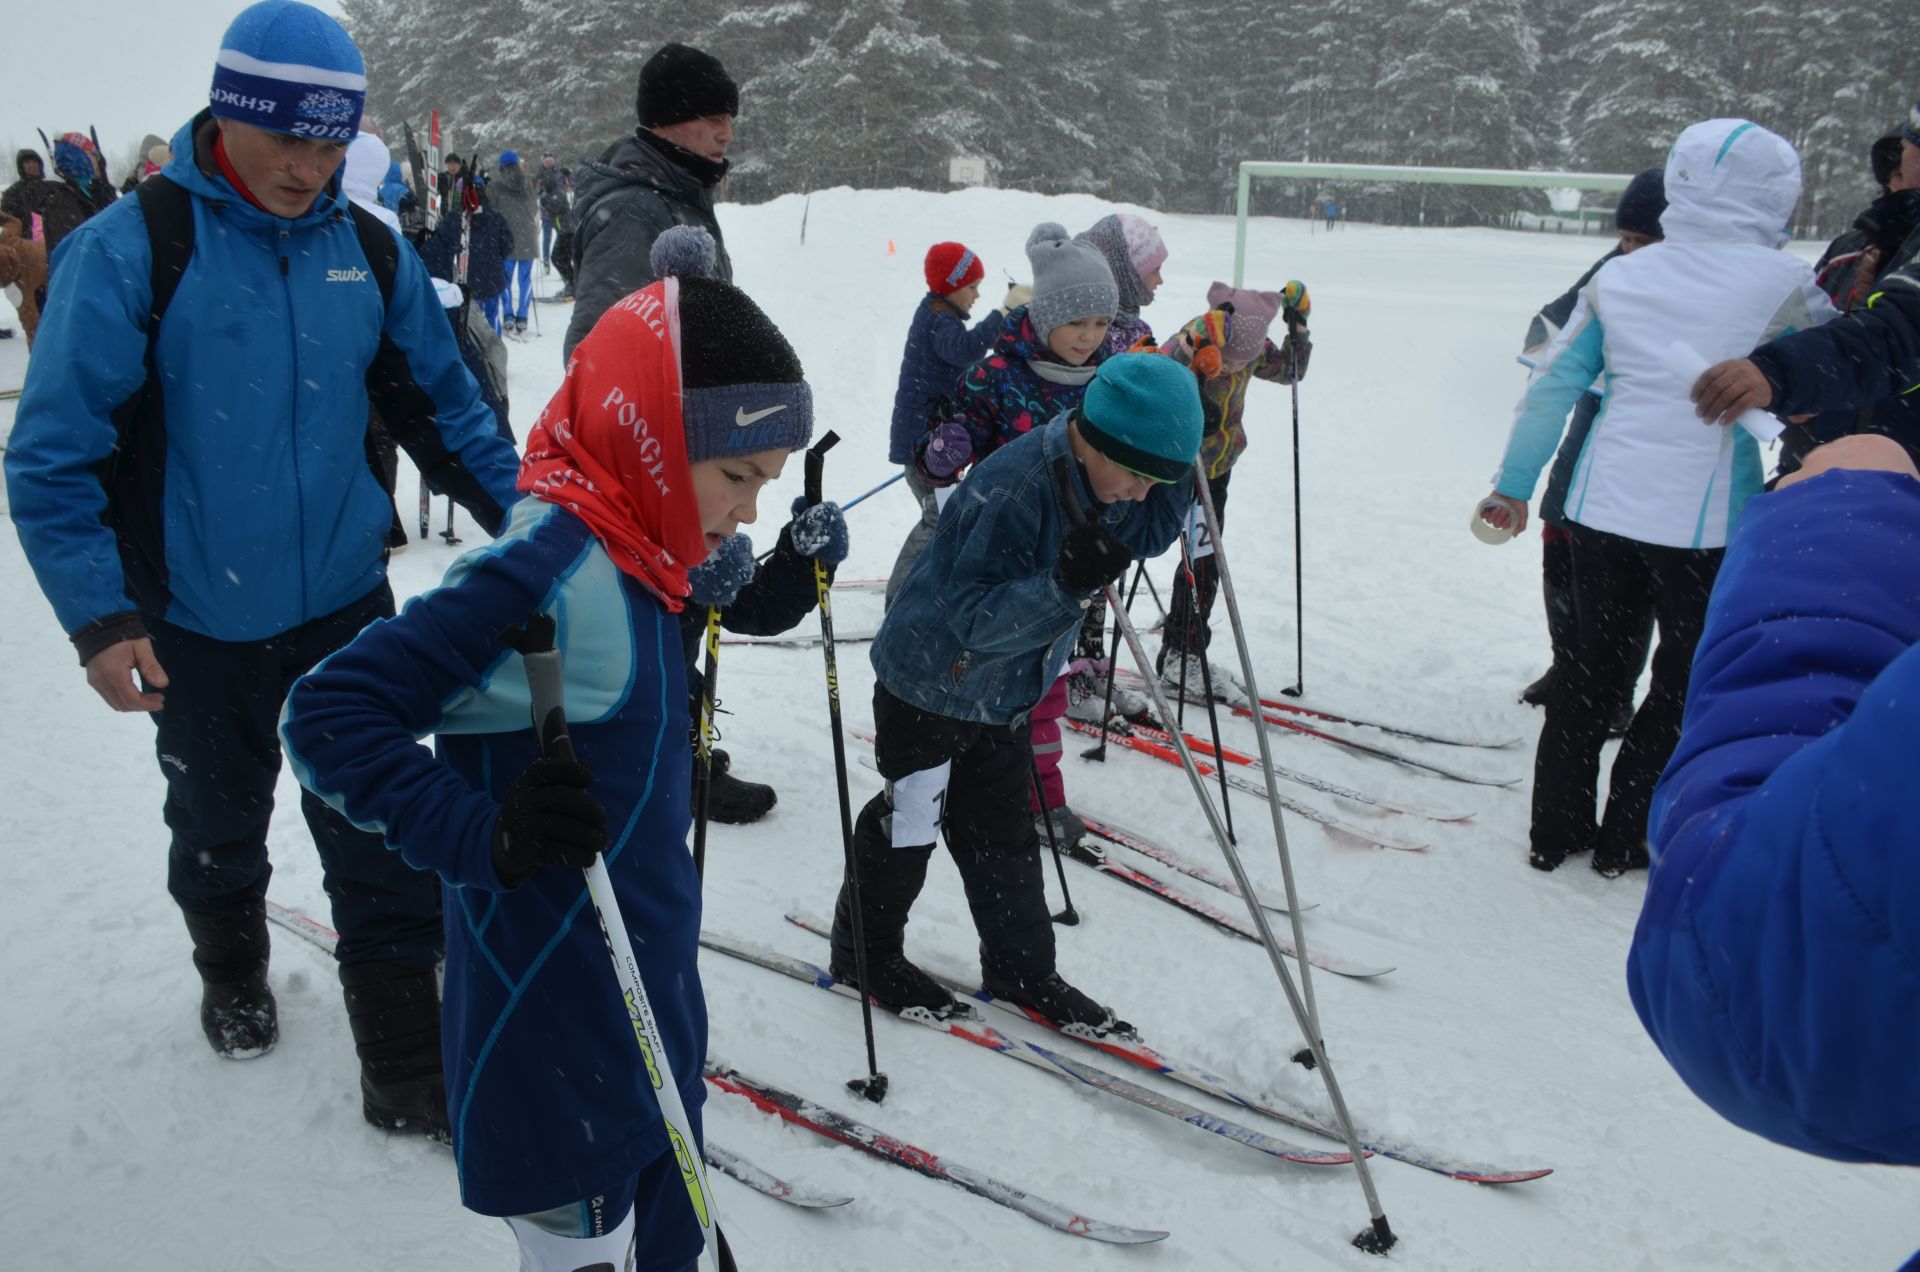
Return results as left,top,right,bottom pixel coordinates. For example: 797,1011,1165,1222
924,241,985,296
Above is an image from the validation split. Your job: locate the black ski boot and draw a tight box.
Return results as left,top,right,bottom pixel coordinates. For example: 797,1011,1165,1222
1590,838,1651,879
830,806,965,1018
183,907,279,1059
341,961,450,1143
1519,666,1560,707
706,749,777,825
983,970,1134,1040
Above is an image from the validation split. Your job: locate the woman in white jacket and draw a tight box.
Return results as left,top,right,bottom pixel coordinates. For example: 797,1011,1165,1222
1481,117,1838,877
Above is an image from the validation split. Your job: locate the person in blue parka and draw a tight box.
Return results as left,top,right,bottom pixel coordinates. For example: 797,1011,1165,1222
283,268,814,1270
2,0,521,1140
1628,434,1920,1266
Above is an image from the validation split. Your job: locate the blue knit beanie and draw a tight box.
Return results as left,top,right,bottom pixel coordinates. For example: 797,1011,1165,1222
1614,167,1666,238
499,150,520,167
1076,353,1201,483
209,0,366,143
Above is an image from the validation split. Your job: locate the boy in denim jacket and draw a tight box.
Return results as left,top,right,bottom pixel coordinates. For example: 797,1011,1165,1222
829,353,1202,1034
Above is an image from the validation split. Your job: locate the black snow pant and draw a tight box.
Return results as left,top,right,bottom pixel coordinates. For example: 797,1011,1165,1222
1160,469,1232,666
1529,524,1722,865
831,682,1056,988
1539,527,1653,701
147,583,442,969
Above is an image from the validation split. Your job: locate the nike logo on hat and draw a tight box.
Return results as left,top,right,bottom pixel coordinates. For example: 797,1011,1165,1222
736,404,789,427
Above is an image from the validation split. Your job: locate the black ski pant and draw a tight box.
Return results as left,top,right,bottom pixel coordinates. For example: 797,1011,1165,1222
147,583,442,969
832,682,1055,987
1530,524,1722,862
1161,469,1233,665
1540,527,1653,701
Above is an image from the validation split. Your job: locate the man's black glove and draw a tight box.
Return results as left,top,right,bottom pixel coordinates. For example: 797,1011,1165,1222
1055,522,1132,595
491,756,609,887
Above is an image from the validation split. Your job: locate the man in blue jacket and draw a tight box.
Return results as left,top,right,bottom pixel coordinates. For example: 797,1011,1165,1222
3,0,521,1140
1627,434,1920,1249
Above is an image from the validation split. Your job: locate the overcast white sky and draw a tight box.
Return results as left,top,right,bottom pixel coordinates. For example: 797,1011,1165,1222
5,0,346,171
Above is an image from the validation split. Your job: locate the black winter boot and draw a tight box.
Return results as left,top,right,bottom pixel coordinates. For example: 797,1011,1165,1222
705,749,777,824
982,970,1135,1040
829,801,961,1016
341,962,450,1143
183,907,279,1059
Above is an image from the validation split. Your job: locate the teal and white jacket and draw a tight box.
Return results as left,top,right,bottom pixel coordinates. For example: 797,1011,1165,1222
1493,119,1838,550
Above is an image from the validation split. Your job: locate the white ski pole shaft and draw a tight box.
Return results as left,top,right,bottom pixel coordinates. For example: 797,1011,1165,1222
506,616,724,1272
1189,473,1395,1251
1106,585,1393,1250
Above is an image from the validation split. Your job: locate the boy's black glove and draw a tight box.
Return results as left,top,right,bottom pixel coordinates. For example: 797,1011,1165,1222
491,756,609,887
1056,522,1132,595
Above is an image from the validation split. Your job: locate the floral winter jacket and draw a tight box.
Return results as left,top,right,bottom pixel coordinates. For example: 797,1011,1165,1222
1165,329,1312,480
912,306,1111,483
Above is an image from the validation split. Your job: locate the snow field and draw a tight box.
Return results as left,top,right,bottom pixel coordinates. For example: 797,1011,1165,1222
1,187,1913,1269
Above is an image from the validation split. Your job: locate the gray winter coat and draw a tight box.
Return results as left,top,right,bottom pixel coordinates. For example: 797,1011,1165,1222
563,131,733,361
489,164,540,262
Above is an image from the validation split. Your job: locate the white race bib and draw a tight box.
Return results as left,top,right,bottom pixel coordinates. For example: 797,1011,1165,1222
887,762,953,847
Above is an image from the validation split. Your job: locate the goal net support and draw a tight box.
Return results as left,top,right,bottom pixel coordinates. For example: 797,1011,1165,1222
1232,161,1636,285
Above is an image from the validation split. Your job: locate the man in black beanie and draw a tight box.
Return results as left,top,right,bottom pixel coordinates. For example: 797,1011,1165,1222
563,41,739,362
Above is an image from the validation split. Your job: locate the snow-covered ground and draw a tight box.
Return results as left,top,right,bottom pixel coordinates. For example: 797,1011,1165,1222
2,188,1913,1270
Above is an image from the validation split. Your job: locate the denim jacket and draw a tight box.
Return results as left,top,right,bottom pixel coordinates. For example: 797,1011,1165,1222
872,414,1191,725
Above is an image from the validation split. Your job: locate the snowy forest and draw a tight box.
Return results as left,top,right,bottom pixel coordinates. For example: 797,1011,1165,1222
344,0,1906,236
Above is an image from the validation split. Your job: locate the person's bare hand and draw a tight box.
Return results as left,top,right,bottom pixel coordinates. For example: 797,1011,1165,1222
1775,434,1920,490
1479,493,1530,536
1692,359,1773,426
85,637,168,712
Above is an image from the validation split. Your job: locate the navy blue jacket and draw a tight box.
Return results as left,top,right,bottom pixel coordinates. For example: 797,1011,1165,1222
889,293,1004,463
1752,265,1920,422
3,113,519,650
1630,470,1920,1182
873,415,1189,725
282,498,704,1216
422,197,516,300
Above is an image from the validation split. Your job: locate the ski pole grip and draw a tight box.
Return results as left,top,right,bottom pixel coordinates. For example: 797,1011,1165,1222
804,430,840,508
500,615,576,762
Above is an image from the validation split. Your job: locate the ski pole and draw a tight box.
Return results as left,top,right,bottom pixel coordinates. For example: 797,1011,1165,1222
805,432,887,1104
1282,330,1306,698
1027,749,1079,926
690,604,722,882
1080,560,1145,762
1178,533,1236,846
88,126,110,192
418,474,431,540
753,470,905,564
441,497,460,545
500,614,727,1272
1191,468,1395,1252
1052,458,1395,1256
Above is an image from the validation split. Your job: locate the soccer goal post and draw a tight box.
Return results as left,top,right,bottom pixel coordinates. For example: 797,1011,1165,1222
1233,162,1637,284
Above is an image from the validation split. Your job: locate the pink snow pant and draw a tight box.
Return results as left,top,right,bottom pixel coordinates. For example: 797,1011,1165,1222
1028,675,1070,815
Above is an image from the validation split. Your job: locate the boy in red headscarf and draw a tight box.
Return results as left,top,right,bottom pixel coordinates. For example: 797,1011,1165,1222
280,254,814,1269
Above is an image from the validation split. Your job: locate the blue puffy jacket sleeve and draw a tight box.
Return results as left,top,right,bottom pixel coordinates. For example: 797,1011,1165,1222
1629,468,1920,1167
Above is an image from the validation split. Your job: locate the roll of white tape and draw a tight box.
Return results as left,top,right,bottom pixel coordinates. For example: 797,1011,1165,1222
1471,500,1515,545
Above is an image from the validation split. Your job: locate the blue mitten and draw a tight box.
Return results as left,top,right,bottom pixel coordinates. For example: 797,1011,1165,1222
687,532,755,606
789,497,849,566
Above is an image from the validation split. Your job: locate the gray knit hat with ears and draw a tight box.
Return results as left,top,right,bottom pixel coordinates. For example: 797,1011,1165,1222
1025,221,1118,340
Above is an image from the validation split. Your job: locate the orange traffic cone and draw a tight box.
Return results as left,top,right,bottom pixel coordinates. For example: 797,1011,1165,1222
886,239,896,256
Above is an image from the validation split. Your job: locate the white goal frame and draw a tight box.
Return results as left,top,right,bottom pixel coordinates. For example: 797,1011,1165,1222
1233,162,1637,284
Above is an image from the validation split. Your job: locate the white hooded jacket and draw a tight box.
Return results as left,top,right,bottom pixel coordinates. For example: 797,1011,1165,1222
1493,119,1838,549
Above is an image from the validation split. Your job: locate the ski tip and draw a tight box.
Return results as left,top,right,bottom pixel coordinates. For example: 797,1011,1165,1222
1450,1166,1555,1184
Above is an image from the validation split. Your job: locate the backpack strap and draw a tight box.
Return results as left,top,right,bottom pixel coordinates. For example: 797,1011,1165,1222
135,176,196,334
343,200,398,310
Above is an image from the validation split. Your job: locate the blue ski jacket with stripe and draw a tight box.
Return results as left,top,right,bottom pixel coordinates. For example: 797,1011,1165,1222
1629,469,1920,1194
280,497,705,1217
4,112,520,650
